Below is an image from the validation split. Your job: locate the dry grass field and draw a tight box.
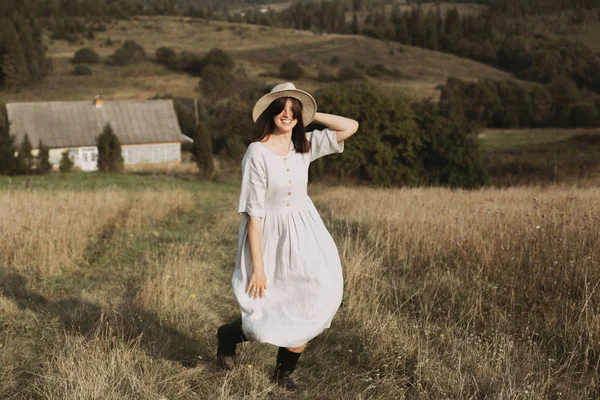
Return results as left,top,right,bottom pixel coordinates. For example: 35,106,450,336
1,173,599,399
0,16,514,103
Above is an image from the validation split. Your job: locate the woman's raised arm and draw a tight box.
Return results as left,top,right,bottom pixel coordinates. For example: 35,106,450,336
312,112,359,144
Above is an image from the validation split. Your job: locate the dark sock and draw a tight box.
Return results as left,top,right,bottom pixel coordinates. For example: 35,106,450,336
217,318,247,355
275,347,302,374
230,318,248,343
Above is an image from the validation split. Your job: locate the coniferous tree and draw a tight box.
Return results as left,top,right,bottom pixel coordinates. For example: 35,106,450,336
549,76,580,127
17,133,34,175
96,123,123,172
30,21,50,80
16,16,40,82
0,105,16,175
1,19,30,89
193,121,214,179
425,15,439,50
37,140,52,174
59,151,74,173
395,16,409,43
351,12,361,35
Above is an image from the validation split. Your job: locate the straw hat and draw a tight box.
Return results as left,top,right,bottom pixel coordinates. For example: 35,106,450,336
252,82,317,126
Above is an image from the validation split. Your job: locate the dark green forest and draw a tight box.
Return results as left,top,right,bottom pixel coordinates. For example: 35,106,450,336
0,9,51,89
228,1,600,129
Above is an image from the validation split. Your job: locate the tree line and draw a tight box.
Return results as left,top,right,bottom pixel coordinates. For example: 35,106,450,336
171,68,488,188
438,77,600,129
246,2,600,96
0,14,51,90
485,0,599,18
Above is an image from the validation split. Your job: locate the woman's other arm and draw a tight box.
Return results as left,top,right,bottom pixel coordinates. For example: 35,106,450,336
247,215,267,299
312,112,359,144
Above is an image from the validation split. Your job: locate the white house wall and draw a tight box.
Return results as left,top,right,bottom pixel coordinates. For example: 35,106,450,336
122,143,181,165
48,147,98,171
49,148,70,169
47,143,181,171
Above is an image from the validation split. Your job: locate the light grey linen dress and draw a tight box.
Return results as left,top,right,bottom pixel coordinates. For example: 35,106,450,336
232,128,344,348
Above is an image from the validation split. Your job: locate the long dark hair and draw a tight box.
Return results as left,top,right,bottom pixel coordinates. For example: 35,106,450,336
252,97,311,154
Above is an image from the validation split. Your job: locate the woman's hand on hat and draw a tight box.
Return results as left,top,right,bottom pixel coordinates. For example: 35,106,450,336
247,269,267,299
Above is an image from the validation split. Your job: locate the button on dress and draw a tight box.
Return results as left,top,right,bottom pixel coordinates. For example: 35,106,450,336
233,129,344,347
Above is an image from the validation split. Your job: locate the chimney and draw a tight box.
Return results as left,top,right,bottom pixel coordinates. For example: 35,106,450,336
93,95,103,108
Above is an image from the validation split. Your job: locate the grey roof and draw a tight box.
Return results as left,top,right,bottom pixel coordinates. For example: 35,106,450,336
7,100,191,148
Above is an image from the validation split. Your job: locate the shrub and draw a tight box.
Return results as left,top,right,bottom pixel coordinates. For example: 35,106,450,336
0,106,17,176
366,64,392,78
155,46,177,69
111,40,145,66
96,123,123,172
200,64,235,97
412,101,488,188
202,48,234,70
193,122,214,179
17,134,34,175
570,104,598,127
178,51,204,76
318,66,336,82
72,65,92,76
225,135,247,160
36,140,52,174
313,82,488,188
72,47,100,64
59,151,74,173
337,66,367,82
315,82,420,185
85,28,95,40
279,60,304,80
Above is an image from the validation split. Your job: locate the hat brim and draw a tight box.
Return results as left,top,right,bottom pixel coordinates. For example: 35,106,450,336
252,89,317,127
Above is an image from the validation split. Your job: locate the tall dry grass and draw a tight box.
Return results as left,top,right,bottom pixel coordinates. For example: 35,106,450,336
0,190,195,277
1,182,599,399
313,185,600,398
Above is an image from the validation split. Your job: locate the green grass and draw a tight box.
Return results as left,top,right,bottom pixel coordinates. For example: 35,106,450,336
479,129,578,152
0,172,238,192
480,129,600,185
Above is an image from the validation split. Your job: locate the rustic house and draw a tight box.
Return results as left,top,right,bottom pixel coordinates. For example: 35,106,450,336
6,97,191,171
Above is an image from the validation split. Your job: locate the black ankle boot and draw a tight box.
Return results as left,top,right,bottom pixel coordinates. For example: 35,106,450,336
216,318,247,370
271,347,302,391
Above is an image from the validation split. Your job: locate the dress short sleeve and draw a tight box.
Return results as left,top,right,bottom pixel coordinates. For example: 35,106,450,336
308,128,344,162
237,150,267,218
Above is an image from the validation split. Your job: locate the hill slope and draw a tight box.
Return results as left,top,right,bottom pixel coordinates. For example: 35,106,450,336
1,16,516,103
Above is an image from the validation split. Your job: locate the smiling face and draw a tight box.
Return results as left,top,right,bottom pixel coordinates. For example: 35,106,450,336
272,98,298,135
254,96,310,153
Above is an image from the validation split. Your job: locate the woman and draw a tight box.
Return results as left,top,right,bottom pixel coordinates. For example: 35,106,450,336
216,82,359,391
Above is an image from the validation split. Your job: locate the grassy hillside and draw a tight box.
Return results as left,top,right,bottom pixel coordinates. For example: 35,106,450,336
1,174,599,398
0,16,515,103
480,128,600,186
